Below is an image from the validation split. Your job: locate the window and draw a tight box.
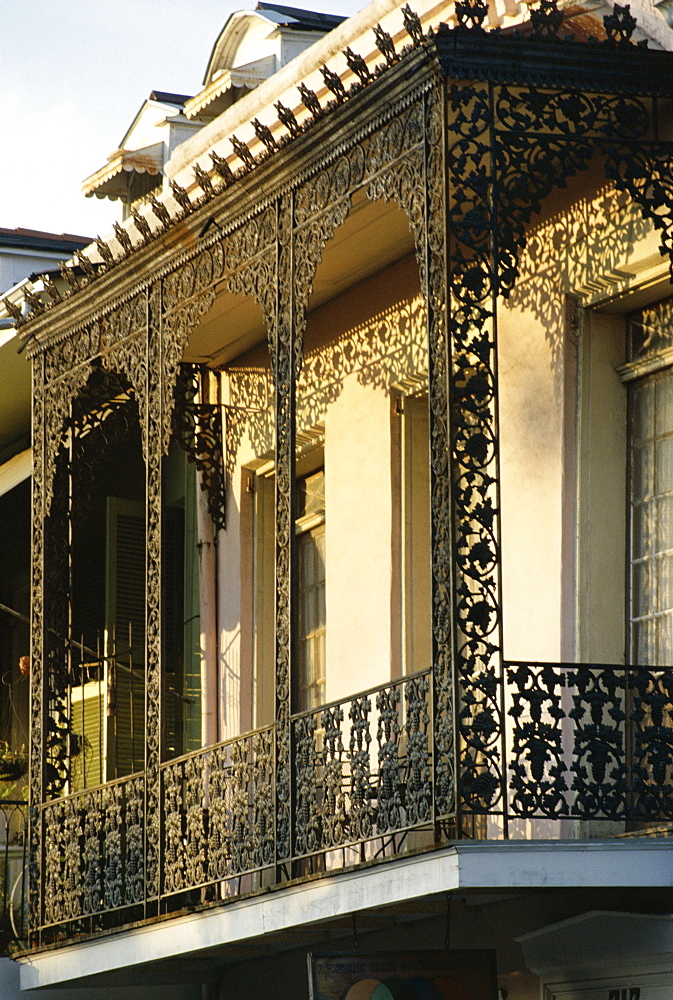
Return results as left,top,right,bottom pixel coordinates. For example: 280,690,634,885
250,449,326,724
627,300,673,666
296,470,326,711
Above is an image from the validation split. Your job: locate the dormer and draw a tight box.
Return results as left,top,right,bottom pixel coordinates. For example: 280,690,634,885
82,92,202,216
184,2,345,123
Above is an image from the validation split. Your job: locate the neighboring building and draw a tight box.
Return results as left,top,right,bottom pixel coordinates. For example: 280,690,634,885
81,92,201,217
0,229,90,304
82,3,345,217
6,1,673,998
0,230,89,998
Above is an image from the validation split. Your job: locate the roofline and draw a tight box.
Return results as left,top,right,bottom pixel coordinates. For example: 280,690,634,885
202,7,270,87
118,93,194,151
0,229,91,254
179,0,432,176
257,2,346,30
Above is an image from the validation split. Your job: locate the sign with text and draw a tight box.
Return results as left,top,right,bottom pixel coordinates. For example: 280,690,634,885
308,950,498,1000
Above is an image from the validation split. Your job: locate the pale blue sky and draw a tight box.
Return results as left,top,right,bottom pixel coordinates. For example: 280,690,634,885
0,0,366,240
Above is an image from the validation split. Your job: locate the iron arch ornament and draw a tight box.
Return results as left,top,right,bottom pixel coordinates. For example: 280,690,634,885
23,0,673,943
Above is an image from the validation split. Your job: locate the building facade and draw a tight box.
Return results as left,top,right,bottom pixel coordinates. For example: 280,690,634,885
5,0,673,996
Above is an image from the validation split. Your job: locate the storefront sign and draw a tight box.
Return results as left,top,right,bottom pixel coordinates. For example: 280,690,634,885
308,950,498,1000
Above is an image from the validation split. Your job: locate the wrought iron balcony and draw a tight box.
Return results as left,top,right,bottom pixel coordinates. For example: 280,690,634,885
33,660,673,947
0,799,27,954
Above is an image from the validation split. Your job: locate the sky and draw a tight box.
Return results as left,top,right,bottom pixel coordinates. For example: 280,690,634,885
0,0,367,241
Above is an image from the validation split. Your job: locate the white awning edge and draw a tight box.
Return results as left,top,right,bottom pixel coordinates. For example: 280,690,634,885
0,448,32,497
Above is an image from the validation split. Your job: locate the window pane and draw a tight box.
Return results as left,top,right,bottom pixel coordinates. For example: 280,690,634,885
633,500,653,560
657,494,673,554
655,435,673,494
632,616,655,664
659,553,673,612
297,523,326,711
656,376,673,436
632,559,653,618
657,612,673,666
632,381,654,444
632,443,653,502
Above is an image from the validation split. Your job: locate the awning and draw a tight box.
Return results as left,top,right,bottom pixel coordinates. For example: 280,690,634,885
184,56,276,120
82,142,164,200
0,448,31,496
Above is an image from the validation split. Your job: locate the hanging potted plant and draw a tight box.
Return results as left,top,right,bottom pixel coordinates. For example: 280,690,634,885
0,742,27,782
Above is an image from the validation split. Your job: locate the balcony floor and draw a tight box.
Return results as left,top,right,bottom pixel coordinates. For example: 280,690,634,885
18,838,673,990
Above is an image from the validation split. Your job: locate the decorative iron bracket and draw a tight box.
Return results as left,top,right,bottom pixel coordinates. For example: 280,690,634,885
172,364,226,531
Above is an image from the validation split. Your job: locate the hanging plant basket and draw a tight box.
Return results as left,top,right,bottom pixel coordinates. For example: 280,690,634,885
0,744,27,782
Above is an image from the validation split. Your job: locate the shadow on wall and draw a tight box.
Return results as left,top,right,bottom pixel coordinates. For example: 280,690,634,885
225,294,427,466
507,185,652,401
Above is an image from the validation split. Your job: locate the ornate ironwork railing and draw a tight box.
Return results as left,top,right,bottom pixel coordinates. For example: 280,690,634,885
41,773,144,932
500,661,673,823
0,799,27,952
159,727,274,900
292,670,434,863
33,660,673,943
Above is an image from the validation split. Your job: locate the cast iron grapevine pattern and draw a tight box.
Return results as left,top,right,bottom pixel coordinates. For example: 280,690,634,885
160,729,274,895
506,661,673,820
22,0,673,946
292,671,434,860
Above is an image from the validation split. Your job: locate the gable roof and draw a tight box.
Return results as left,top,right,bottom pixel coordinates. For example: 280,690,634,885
256,2,346,31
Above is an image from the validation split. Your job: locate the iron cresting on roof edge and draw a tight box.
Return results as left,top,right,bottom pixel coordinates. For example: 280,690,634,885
432,23,673,97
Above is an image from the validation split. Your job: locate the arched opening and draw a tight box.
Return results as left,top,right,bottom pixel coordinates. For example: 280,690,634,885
44,367,145,795
181,283,269,745
297,191,427,708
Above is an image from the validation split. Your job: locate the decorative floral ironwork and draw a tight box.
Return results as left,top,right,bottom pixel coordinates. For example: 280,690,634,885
373,24,396,66
275,101,302,138
172,364,226,531
291,674,434,860
630,669,673,819
231,135,256,170
530,0,564,39
149,194,171,228
145,282,162,901
95,237,115,267
74,249,96,280
294,713,321,856
402,4,425,46
376,687,402,832
321,65,347,103
210,150,235,184
161,729,274,896
603,3,639,46
253,118,277,153
455,0,488,32
298,82,322,120
131,207,152,243
170,180,193,213
507,662,567,817
344,47,372,85
194,163,216,199
59,261,80,293
113,221,135,255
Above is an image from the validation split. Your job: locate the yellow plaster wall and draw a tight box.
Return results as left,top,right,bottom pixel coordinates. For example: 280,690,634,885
324,372,393,702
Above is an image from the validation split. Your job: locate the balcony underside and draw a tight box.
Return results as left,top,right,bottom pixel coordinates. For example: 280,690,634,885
19,839,673,990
